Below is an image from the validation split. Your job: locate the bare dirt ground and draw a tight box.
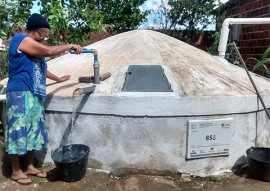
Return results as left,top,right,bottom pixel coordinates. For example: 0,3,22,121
1,135,270,191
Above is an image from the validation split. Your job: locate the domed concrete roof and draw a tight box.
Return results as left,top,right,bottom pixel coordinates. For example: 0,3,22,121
46,29,270,98
43,30,270,117
2,30,270,116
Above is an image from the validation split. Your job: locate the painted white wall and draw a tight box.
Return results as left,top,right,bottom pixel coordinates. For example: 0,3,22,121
42,110,260,175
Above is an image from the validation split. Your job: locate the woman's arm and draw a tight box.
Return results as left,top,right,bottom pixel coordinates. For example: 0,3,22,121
18,37,82,57
46,70,70,83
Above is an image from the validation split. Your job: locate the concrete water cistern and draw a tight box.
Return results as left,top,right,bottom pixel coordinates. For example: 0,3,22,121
2,29,270,176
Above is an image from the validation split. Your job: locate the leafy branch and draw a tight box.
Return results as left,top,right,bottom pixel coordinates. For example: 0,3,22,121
246,47,270,78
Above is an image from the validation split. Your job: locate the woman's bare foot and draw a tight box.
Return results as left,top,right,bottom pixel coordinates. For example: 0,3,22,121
11,171,32,185
24,165,47,178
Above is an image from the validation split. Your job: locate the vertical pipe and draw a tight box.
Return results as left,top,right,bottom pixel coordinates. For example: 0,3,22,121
218,18,270,58
70,49,100,84
92,49,100,84
218,21,230,58
94,62,100,84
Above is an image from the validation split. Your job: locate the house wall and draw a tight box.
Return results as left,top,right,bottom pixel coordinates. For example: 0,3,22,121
225,0,270,74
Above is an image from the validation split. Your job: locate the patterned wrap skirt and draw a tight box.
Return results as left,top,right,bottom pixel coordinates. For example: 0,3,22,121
5,91,48,155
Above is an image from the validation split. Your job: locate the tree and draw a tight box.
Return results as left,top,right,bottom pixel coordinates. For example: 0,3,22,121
38,0,105,44
149,0,171,30
0,0,148,45
0,0,149,80
97,0,148,32
38,0,148,43
0,0,33,38
0,0,33,80
168,0,221,41
66,0,105,43
39,0,69,45
0,0,9,38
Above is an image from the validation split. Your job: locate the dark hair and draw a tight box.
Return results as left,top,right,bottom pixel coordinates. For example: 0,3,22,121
26,13,50,30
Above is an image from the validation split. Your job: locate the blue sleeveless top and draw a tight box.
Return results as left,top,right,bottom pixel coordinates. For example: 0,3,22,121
7,34,47,99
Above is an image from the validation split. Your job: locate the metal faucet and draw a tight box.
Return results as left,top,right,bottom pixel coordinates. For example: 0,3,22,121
70,49,110,84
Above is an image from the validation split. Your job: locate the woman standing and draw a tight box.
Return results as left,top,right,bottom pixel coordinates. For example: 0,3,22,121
5,13,83,185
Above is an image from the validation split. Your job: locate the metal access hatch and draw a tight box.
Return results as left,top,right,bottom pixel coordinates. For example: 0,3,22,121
122,65,172,92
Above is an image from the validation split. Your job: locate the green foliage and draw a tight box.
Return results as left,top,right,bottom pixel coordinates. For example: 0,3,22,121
0,0,33,38
0,1,9,38
168,0,221,41
97,0,148,32
38,0,147,43
0,0,149,80
207,175,221,182
0,0,147,45
207,32,240,66
150,0,170,30
207,32,220,55
0,50,8,80
206,4,242,66
40,0,69,45
246,47,270,78
225,42,241,66
66,0,105,43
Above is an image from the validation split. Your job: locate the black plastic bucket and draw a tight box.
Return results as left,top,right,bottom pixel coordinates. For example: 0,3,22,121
246,147,270,182
51,144,90,182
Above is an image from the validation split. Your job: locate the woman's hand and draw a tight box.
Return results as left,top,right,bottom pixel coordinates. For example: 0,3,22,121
57,75,71,83
46,71,71,83
71,44,83,54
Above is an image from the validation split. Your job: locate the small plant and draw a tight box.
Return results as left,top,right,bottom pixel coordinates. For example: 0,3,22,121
225,41,241,66
246,47,270,78
207,32,241,66
207,175,221,182
207,32,220,55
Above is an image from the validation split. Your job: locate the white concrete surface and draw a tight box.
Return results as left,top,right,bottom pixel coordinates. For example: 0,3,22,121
0,95,6,101
2,30,270,175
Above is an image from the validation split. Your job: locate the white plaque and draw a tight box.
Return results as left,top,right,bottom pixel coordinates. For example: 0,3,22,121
186,118,233,159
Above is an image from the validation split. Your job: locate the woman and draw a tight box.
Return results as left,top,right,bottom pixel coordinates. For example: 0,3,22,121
5,13,83,185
